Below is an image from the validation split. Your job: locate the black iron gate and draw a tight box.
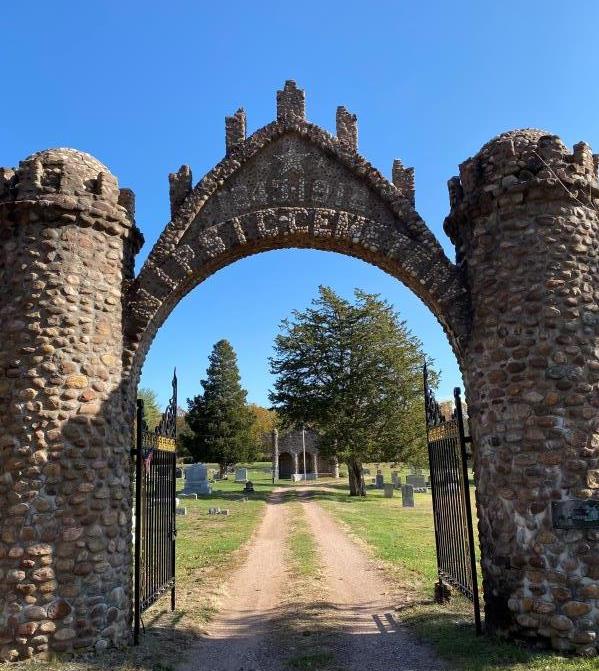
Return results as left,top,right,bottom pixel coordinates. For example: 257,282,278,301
133,371,178,644
423,364,482,634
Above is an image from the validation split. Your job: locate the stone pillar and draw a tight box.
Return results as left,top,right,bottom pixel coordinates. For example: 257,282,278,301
293,451,299,478
0,149,141,661
332,456,340,479
445,130,599,654
272,429,279,479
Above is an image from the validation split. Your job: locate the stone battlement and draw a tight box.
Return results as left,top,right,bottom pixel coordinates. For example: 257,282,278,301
0,148,138,233
445,129,599,246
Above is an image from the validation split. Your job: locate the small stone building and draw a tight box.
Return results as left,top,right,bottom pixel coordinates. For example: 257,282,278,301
272,428,339,480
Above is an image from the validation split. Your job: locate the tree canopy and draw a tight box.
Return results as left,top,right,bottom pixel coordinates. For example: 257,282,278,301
182,339,254,475
247,404,278,461
269,286,436,495
137,387,163,432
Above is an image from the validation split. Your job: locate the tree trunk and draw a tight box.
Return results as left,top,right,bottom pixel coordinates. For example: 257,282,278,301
347,457,366,496
219,463,226,479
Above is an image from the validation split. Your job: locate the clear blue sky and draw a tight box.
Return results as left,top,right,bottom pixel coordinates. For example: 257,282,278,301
3,2,599,409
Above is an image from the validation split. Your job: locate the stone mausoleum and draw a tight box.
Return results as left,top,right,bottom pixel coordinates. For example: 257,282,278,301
272,428,339,481
1,81,599,658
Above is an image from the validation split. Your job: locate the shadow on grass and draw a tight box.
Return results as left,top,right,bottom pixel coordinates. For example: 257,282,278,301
400,602,583,671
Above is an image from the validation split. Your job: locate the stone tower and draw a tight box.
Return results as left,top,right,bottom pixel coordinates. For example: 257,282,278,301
0,149,141,660
446,130,599,653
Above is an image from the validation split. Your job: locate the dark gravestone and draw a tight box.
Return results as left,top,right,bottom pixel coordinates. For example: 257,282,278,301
402,484,415,507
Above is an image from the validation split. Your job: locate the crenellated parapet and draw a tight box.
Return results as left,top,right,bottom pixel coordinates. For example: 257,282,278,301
445,129,599,251
336,106,358,152
276,80,305,121
130,82,467,377
225,108,247,154
392,159,415,207
0,148,142,249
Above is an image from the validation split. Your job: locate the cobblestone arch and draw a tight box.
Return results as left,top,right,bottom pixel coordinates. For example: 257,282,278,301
1,81,599,660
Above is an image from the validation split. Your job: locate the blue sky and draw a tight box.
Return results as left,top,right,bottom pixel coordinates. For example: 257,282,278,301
3,2,599,408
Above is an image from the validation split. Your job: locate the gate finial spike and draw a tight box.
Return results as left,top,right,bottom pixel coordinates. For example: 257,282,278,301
225,108,247,154
277,80,305,121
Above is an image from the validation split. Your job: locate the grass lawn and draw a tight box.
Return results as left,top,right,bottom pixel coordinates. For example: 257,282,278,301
315,481,599,671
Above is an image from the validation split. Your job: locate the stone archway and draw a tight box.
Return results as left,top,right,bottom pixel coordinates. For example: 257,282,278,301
1,82,599,660
124,81,470,384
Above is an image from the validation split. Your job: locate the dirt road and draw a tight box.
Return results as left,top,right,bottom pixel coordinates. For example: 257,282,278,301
179,489,291,671
301,494,447,670
179,487,445,671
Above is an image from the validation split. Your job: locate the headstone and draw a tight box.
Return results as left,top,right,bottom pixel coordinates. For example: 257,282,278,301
176,507,187,516
375,472,384,489
244,481,254,494
384,483,394,498
235,467,248,482
406,474,427,488
183,463,212,495
402,484,415,507
392,471,401,489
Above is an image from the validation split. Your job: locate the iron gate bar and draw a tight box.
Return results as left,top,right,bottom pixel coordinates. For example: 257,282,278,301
133,370,177,644
454,387,482,635
423,364,482,635
133,398,143,646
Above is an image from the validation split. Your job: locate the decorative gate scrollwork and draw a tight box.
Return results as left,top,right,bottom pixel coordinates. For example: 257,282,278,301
424,364,482,634
133,371,178,644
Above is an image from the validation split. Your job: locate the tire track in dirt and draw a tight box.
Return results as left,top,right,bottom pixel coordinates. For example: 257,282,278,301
178,489,292,671
300,490,448,671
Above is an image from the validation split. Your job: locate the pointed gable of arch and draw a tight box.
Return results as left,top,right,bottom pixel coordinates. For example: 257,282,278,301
126,82,470,377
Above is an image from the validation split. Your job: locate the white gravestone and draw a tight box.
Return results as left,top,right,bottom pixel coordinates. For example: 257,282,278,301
235,467,248,482
183,463,212,495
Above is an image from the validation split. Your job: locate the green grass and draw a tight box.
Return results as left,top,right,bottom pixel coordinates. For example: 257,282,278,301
286,501,321,579
315,480,599,671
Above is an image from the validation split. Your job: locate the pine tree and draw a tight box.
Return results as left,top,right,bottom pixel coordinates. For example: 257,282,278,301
269,286,437,496
183,340,253,476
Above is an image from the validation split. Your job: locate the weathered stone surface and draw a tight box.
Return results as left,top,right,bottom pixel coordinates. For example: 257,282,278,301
445,128,599,654
2,87,599,660
0,149,140,660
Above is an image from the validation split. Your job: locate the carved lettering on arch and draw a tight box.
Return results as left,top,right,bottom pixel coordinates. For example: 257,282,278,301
171,244,195,273
197,227,226,258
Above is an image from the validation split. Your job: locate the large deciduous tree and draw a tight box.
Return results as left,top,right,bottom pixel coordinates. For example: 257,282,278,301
247,404,278,462
269,286,436,496
183,340,253,476
137,387,163,432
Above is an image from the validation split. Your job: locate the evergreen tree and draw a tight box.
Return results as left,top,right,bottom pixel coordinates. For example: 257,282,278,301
269,286,437,496
183,340,253,476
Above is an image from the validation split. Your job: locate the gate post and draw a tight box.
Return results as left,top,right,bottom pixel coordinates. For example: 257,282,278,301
0,150,142,660
446,131,599,653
